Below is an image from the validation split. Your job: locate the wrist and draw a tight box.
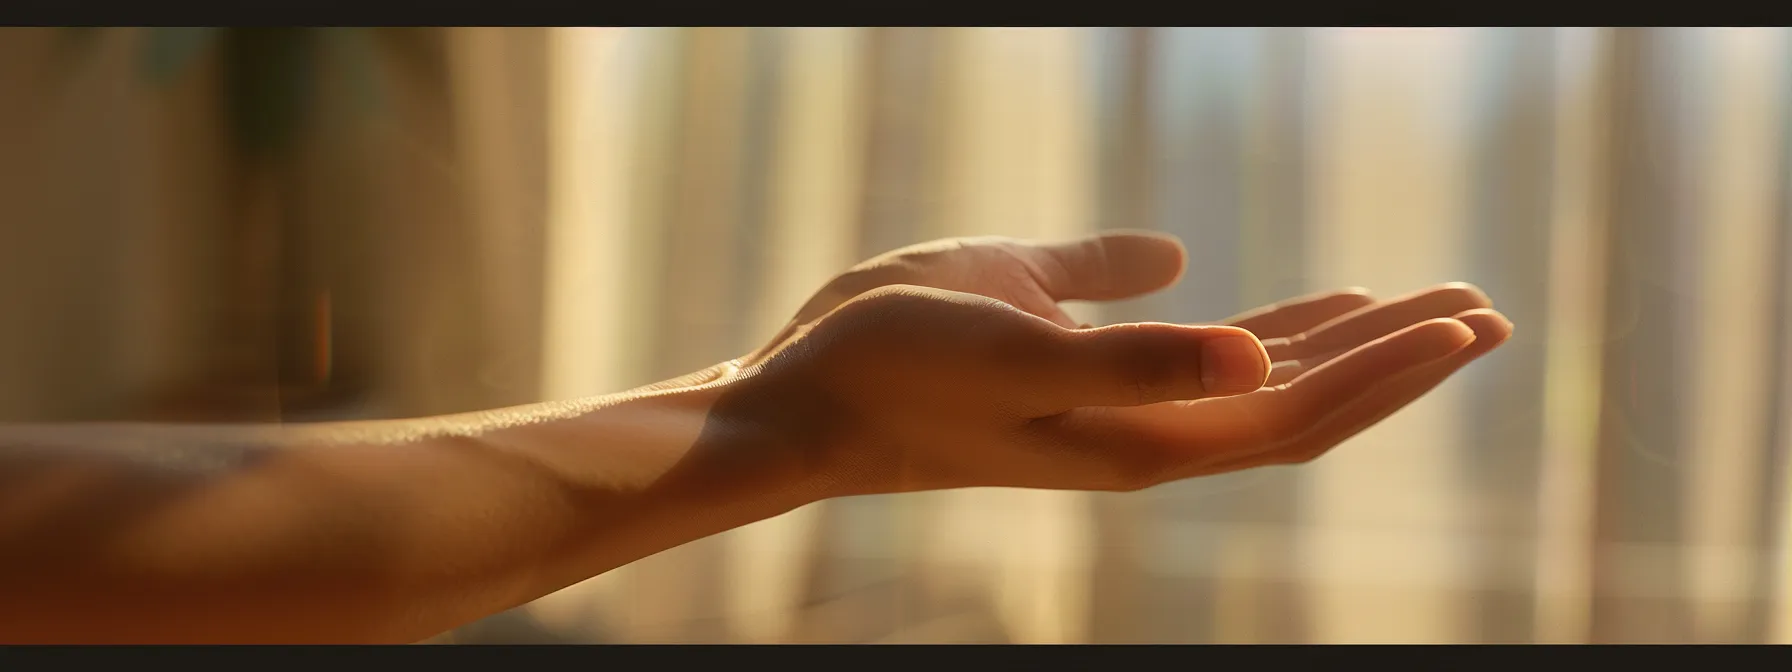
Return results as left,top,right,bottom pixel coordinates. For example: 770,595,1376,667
542,364,846,563
487,373,841,607
635,367,851,514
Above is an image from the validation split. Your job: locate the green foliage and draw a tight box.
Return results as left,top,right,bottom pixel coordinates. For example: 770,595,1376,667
62,27,408,165
217,28,321,162
140,27,223,84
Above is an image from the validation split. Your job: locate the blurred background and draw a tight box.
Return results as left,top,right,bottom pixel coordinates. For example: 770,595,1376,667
1,26,1789,644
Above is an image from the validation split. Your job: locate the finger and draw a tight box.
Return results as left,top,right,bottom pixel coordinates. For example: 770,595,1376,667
1263,282,1491,361
1025,317,1476,487
833,288,1275,414
1013,230,1187,303
1263,347,1348,386
1218,309,1513,470
1223,288,1377,339
1252,317,1478,430
1261,299,1500,385
1020,322,1271,413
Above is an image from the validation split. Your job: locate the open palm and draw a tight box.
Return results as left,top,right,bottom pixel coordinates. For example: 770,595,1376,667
743,231,1512,488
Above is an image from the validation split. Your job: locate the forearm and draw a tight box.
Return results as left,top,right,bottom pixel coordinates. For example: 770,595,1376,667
0,365,826,644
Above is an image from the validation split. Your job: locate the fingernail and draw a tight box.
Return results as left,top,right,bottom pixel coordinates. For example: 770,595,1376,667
1202,334,1270,394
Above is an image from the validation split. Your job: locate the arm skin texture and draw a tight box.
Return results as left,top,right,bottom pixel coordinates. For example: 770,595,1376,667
0,233,1514,644
0,363,827,644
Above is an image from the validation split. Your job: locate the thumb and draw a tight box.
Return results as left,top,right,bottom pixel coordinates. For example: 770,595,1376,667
1025,323,1271,412
1017,230,1187,302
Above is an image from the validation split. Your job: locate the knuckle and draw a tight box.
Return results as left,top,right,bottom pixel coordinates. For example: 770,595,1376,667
819,287,1024,359
828,266,909,299
839,285,931,316
796,268,910,324
808,291,918,357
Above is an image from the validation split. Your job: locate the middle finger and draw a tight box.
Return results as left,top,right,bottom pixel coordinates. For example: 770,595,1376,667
1262,282,1492,362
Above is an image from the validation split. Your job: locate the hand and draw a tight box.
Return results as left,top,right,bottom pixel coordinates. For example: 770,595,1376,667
717,232,1512,495
752,232,1189,353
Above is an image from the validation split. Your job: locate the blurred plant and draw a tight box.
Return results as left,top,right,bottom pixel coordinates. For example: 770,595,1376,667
53,27,444,418
60,27,437,165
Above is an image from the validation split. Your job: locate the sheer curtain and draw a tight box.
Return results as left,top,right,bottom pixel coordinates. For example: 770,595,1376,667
470,27,1792,645
6,26,1781,645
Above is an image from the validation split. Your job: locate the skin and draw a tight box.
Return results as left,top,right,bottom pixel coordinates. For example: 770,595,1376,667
0,231,1512,644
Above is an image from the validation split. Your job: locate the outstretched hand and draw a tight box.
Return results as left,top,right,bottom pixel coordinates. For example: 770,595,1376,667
723,232,1512,495
0,230,1513,644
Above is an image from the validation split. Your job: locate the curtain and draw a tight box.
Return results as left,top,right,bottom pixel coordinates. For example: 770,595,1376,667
2,26,1786,644
496,27,1792,644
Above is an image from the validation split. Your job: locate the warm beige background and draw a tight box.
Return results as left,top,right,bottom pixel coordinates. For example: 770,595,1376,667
1,27,1787,643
